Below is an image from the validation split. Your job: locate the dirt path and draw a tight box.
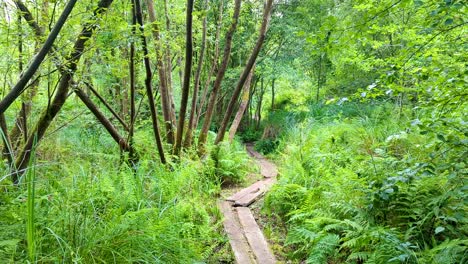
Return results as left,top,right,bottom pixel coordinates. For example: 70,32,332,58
219,143,278,263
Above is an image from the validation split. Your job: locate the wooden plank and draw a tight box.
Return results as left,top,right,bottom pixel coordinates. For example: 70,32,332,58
234,178,275,207
236,207,276,264
219,201,255,264
259,159,278,178
226,180,267,202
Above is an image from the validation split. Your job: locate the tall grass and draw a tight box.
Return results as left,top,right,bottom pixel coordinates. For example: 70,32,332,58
26,135,38,263
0,120,247,263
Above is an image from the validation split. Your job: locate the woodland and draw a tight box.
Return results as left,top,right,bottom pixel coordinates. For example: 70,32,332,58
0,0,466,263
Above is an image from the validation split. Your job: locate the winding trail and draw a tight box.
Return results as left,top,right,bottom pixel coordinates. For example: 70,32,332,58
219,143,278,263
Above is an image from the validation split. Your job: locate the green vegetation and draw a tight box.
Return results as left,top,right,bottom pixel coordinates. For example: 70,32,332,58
1,0,466,263
264,102,466,263
0,115,254,262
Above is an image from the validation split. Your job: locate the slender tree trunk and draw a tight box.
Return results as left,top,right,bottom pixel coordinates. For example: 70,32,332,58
197,0,242,152
0,114,14,167
13,0,114,183
9,12,27,151
215,0,274,144
17,13,27,143
195,0,224,128
0,0,78,113
163,0,177,138
146,0,175,144
177,56,184,87
129,14,137,163
228,65,255,142
133,0,166,163
74,88,135,156
8,1,47,153
247,77,259,127
256,77,265,129
184,0,208,147
85,82,129,131
13,0,44,37
174,0,194,155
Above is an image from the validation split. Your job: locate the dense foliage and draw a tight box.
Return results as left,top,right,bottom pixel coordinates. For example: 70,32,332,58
265,103,466,263
0,0,466,263
259,0,466,263
0,110,253,262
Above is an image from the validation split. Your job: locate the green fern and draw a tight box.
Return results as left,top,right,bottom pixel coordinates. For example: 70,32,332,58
306,234,340,264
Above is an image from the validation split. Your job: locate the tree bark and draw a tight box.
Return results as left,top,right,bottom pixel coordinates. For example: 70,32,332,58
184,0,208,148
174,0,194,155
163,0,177,138
0,114,14,167
246,77,259,127
195,0,224,128
129,12,137,163
13,0,114,183
146,0,175,144
228,65,255,142
133,0,166,163
85,82,129,131
0,0,78,113
74,88,135,156
197,0,242,152
215,0,274,144
256,77,265,129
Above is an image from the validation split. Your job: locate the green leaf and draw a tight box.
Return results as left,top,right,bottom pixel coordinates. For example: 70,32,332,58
435,226,445,234
437,134,446,141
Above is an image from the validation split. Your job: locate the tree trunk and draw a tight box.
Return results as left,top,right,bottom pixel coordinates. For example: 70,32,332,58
256,77,265,129
163,0,177,138
228,65,255,142
247,77,259,127
0,114,14,167
195,0,224,129
74,88,135,157
0,0,78,113
129,12,137,163
146,0,175,144
133,0,166,164
184,0,208,148
197,0,242,153
215,0,274,144
85,82,129,131
13,0,114,183
174,0,194,155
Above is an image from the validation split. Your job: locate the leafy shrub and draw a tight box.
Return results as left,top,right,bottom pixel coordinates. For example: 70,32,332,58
238,127,262,143
210,140,251,185
255,138,279,155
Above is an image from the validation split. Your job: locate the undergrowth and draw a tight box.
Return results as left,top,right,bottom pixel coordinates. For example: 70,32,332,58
0,121,248,263
263,102,467,263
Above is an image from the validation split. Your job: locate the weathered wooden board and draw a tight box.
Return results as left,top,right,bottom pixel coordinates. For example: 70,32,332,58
259,159,278,178
237,207,276,264
219,201,255,264
233,178,276,207
226,180,267,202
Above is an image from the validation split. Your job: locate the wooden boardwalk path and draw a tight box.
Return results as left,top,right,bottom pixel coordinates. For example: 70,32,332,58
219,143,278,263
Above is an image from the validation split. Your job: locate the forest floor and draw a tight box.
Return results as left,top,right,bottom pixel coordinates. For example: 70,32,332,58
218,143,279,263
